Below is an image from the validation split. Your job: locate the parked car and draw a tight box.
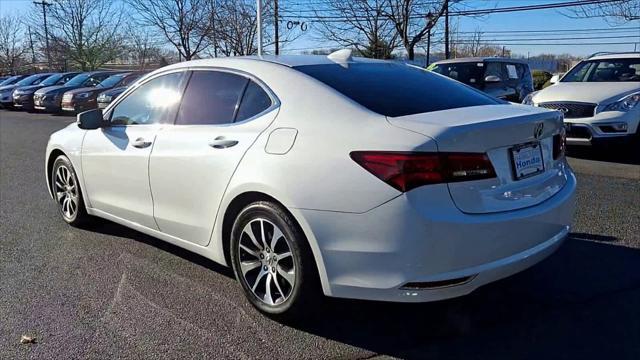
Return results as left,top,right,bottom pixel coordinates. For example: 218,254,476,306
523,52,640,147
0,74,28,87
12,72,80,111
61,72,145,113
45,53,575,317
34,71,121,113
96,86,129,109
428,57,534,102
0,73,54,108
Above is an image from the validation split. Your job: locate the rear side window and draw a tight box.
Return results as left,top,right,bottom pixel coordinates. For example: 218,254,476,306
236,81,273,121
176,70,249,125
295,63,499,117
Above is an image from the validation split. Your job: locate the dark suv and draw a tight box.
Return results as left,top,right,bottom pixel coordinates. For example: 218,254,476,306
33,71,122,113
428,57,534,102
61,72,145,113
12,72,80,111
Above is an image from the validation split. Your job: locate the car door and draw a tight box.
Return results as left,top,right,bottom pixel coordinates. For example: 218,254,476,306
81,70,188,229
149,69,278,246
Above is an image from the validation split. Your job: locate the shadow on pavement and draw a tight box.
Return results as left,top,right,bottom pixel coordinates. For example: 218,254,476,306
82,219,235,279
81,219,640,359
567,143,640,165
288,235,640,359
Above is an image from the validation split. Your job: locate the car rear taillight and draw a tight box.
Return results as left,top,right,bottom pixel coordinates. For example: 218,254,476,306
350,151,496,192
553,129,566,160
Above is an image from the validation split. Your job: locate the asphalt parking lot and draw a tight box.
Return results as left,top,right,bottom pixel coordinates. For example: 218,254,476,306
1,110,639,359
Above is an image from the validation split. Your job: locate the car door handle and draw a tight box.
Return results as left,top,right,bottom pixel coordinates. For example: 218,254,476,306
209,137,238,149
132,137,152,149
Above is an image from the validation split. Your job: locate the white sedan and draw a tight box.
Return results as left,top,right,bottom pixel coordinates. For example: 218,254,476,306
45,52,576,317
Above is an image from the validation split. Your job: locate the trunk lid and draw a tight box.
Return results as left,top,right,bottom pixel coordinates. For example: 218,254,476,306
388,104,569,214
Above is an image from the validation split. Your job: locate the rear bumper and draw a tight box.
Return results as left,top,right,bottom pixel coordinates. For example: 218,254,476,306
299,169,576,302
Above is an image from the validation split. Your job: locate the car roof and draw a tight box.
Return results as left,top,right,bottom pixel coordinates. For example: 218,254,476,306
588,53,640,61
162,54,387,71
433,57,528,65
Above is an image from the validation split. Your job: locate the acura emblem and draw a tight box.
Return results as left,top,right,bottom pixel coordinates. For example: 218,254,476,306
534,122,544,139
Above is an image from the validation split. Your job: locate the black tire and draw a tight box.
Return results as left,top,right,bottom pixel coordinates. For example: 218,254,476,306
230,201,320,318
51,155,90,227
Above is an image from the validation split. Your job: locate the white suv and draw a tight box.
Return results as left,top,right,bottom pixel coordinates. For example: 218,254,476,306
523,53,640,147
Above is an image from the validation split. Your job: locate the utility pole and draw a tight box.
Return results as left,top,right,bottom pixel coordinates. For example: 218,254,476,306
274,0,279,55
444,0,450,59
212,0,218,57
257,0,263,56
28,26,36,64
426,28,431,67
34,0,52,70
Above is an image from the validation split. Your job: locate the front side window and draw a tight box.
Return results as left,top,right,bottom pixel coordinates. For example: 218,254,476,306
110,71,186,126
175,70,249,125
562,59,640,82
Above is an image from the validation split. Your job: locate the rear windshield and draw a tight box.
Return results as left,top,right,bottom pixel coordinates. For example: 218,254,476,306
294,62,499,117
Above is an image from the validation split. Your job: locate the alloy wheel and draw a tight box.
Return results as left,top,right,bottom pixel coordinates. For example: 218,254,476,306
237,218,296,306
54,165,78,220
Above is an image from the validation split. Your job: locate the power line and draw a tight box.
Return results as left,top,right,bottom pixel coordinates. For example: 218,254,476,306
279,0,628,21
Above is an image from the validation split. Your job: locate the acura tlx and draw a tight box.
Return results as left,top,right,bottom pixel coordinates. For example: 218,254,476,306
45,50,576,317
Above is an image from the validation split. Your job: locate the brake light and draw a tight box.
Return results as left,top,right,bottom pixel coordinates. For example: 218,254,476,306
553,129,566,160
350,151,496,192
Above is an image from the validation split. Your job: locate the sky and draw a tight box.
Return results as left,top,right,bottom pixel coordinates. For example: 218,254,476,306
1,0,638,57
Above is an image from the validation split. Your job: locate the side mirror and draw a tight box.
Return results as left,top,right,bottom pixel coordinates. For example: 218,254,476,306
77,109,106,130
484,75,502,83
549,74,560,85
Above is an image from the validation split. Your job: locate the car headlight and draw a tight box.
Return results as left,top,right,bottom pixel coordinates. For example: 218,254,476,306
76,92,92,99
601,91,640,112
522,92,536,105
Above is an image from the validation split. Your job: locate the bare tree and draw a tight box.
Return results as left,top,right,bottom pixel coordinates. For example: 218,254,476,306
126,0,214,61
126,26,163,70
385,0,450,60
213,0,259,56
0,14,28,74
312,0,400,59
566,0,640,22
45,0,126,70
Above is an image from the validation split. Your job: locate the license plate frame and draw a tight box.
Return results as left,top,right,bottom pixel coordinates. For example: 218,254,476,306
510,141,545,180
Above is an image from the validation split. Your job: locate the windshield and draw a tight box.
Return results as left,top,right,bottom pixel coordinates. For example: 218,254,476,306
295,62,499,117
429,62,485,86
562,59,640,82
0,76,20,86
97,74,126,88
40,74,64,86
16,74,47,86
65,73,91,87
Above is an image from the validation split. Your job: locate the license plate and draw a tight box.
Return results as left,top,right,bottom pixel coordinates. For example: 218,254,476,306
511,142,544,180
34,100,41,106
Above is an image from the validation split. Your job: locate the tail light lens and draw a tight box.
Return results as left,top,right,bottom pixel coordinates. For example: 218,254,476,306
350,151,496,192
553,129,566,160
